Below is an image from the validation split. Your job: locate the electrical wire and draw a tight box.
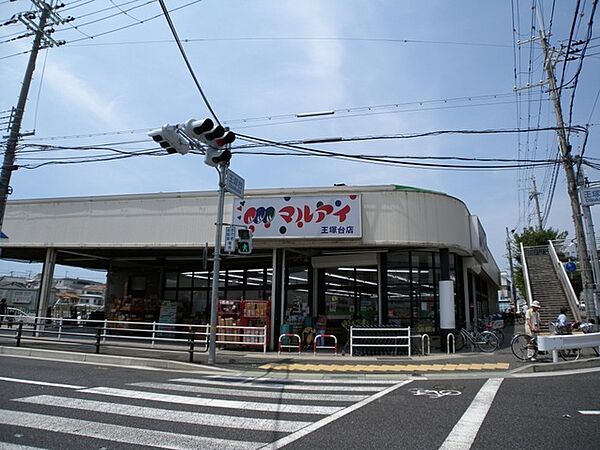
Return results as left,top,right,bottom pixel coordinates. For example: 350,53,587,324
156,0,219,126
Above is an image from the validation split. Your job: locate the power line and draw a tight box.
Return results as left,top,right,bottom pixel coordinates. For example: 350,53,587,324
156,0,220,126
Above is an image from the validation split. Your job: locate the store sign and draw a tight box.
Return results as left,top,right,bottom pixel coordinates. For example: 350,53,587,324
582,186,600,206
233,194,362,238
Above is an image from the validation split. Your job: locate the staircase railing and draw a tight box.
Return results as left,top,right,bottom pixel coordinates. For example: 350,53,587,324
548,240,582,321
521,242,534,306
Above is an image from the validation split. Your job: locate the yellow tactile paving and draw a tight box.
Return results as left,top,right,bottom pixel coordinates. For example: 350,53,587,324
258,362,510,372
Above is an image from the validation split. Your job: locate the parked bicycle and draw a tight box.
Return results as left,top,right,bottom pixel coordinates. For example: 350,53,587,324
476,318,504,346
510,333,581,362
449,327,499,353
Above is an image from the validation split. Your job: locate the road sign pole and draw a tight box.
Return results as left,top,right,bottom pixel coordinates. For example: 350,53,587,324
207,162,227,365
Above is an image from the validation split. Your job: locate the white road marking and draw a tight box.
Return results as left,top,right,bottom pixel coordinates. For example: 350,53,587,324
0,443,47,450
79,386,342,415
171,377,388,392
0,408,264,450
579,410,600,415
206,375,399,384
0,376,86,390
438,378,504,450
15,395,310,433
131,381,368,402
261,379,414,449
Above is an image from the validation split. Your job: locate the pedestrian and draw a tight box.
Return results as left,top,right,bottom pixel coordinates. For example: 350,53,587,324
0,298,6,326
525,300,542,361
556,307,572,334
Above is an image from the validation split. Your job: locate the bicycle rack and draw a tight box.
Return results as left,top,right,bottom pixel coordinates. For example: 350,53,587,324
278,333,301,354
421,334,431,355
447,333,455,354
313,334,337,356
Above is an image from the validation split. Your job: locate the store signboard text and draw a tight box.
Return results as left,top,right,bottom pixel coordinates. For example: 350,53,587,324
233,194,362,238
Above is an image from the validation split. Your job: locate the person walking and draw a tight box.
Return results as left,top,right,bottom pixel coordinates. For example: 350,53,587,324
525,300,542,361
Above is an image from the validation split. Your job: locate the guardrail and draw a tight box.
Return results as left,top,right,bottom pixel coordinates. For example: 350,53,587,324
548,241,582,321
538,332,600,363
0,315,268,361
278,333,301,354
350,326,411,357
314,334,337,355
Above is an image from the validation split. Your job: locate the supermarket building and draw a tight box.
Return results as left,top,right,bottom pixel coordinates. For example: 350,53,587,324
0,184,500,350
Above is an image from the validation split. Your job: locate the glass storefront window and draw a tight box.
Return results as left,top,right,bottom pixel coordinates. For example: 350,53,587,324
165,272,178,289
178,272,194,288
323,267,378,323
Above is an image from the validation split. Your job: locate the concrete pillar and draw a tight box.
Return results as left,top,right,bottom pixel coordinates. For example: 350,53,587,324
439,249,455,351
36,247,56,328
270,248,285,351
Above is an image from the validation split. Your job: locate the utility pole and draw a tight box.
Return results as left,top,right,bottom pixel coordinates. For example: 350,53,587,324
0,1,68,234
536,10,596,318
529,178,544,230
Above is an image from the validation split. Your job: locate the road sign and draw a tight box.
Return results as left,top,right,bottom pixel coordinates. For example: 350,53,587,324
565,261,577,273
225,168,244,199
224,226,236,253
582,186,600,206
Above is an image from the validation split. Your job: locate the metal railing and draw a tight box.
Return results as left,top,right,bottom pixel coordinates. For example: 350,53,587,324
548,241,582,321
0,314,268,361
521,242,534,306
349,326,411,357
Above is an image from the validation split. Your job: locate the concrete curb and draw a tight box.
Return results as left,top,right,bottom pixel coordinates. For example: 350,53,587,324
0,345,233,373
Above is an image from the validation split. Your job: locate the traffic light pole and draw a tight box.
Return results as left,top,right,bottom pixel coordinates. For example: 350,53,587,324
207,162,227,365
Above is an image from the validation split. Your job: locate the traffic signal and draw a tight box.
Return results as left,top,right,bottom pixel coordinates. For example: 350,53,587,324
182,118,215,141
148,124,190,155
181,118,236,167
237,229,252,254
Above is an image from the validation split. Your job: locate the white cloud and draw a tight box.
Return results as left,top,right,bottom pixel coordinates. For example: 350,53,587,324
44,61,128,130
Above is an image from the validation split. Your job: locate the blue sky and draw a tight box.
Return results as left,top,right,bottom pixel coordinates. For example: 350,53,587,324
0,0,599,282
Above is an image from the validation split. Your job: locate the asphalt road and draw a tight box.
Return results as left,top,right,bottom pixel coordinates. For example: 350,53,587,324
0,356,599,449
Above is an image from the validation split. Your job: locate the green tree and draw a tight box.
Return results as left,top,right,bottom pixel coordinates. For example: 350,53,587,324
511,226,568,297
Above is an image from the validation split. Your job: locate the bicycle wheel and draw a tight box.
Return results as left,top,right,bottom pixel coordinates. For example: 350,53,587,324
477,331,499,352
511,334,535,361
558,348,581,361
493,329,505,347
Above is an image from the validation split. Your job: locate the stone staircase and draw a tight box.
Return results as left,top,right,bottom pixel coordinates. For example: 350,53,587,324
523,247,577,330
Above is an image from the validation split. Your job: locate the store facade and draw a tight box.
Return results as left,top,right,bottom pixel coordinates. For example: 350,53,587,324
0,184,500,350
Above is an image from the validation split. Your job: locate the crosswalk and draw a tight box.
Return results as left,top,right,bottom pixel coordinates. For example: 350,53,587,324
0,375,412,449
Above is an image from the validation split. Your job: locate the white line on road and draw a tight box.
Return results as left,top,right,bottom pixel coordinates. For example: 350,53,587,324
206,375,400,385
578,410,600,415
0,408,264,450
79,386,343,415
15,395,311,433
0,376,86,390
261,379,414,449
0,443,47,450
171,377,388,392
131,381,368,402
438,378,504,450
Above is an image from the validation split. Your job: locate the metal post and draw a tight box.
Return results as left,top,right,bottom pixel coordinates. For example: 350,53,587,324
579,182,600,321
208,163,227,365
188,327,195,363
95,327,101,354
16,322,23,347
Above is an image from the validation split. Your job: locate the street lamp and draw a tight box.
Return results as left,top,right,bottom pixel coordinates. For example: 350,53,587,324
148,118,236,365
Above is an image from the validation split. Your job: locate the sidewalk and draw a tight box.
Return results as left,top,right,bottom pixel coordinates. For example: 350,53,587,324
2,335,599,377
